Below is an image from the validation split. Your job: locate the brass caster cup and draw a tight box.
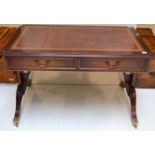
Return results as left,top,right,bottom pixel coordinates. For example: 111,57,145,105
13,116,20,127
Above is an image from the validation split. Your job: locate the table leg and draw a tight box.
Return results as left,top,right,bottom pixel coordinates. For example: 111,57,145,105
120,73,138,128
13,72,31,127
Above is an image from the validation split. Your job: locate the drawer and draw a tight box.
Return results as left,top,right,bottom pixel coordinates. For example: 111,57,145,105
135,72,155,88
6,57,77,71
0,71,17,83
79,58,148,72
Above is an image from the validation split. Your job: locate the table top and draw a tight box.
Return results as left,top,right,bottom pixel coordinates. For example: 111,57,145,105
5,25,149,57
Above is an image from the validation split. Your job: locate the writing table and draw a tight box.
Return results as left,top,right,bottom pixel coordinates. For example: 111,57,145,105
4,25,152,127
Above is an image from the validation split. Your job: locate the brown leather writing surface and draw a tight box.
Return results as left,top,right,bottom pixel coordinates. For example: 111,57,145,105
6,25,148,57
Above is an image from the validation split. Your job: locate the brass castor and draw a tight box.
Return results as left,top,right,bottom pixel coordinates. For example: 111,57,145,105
132,117,138,128
13,116,20,127
119,81,126,88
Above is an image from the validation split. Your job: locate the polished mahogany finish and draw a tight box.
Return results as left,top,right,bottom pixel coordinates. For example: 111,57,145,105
135,72,155,88
5,25,151,73
140,36,155,71
133,27,155,88
7,56,148,72
0,27,10,40
0,71,17,83
7,57,77,71
79,58,147,71
136,28,155,71
0,27,18,83
13,72,30,127
120,73,138,128
2,25,154,128
8,25,145,55
136,28,154,37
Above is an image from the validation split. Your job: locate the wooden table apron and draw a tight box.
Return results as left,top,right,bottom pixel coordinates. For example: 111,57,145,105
3,25,152,128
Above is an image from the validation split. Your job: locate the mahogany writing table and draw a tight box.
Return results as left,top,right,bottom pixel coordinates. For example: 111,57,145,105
4,25,152,127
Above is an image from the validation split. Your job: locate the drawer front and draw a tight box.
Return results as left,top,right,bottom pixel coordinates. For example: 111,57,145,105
0,71,17,83
135,72,155,88
7,57,77,71
79,58,147,71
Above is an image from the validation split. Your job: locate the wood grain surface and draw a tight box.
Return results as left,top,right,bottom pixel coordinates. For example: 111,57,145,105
7,25,147,57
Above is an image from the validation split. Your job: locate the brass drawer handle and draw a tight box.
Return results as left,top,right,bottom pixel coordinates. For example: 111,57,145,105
34,59,51,67
105,60,120,68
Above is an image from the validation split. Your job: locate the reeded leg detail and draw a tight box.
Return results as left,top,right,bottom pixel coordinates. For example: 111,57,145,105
121,73,138,128
13,72,31,127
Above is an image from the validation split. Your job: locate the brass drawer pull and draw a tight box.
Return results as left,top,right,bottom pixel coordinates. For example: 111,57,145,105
34,59,51,67
105,60,120,68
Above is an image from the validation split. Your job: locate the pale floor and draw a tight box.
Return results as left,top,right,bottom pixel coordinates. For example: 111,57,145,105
0,73,155,130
